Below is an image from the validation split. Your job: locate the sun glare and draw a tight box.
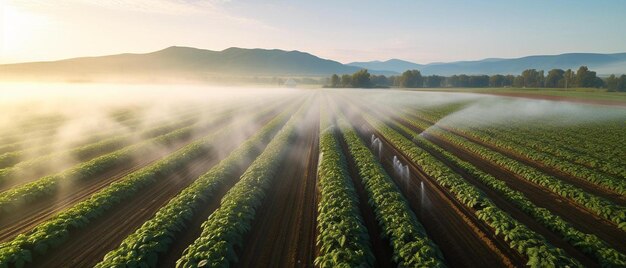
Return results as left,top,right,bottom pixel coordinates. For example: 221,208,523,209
1,3,49,62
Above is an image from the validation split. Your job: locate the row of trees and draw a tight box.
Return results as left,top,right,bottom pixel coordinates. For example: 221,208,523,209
327,66,626,91
328,69,378,88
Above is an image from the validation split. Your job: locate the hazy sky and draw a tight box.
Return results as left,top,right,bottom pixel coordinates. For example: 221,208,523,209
1,0,625,64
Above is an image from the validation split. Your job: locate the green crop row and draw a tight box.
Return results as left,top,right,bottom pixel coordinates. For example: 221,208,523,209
0,120,196,214
425,127,626,231
0,115,198,179
338,115,446,267
362,114,582,268
0,132,206,266
175,104,304,268
94,107,292,268
404,105,625,165
396,108,626,195
0,107,278,267
391,116,626,267
504,119,624,152
401,104,625,173
0,113,144,168
456,126,626,194
493,123,624,164
0,100,226,158
0,110,138,156
0,102,280,214
314,110,373,267
464,124,626,179
401,105,625,177
0,100,243,177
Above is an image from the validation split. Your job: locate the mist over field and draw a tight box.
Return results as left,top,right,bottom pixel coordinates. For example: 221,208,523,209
1,76,625,267
0,82,298,184
333,88,626,129
2,0,626,266
2,82,623,182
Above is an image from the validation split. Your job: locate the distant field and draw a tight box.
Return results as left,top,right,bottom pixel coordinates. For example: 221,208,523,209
408,87,626,105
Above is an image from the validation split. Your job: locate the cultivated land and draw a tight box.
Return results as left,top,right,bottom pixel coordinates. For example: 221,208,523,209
0,87,625,268
408,87,626,106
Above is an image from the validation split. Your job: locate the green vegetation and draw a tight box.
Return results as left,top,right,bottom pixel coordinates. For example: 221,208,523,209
361,113,582,267
427,127,626,230
0,123,195,213
327,66,626,92
1,89,624,268
0,128,212,267
390,114,626,266
338,114,446,267
452,125,625,194
95,109,291,268
175,104,305,267
0,103,283,267
314,108,373,267
0,115,198,179
327,69,388,88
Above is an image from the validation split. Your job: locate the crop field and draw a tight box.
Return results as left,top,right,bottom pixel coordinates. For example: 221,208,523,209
0,86,625,268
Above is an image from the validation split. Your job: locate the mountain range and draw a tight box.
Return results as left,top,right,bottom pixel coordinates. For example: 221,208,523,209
349,53,626,76
0,46,393,82
1,46,625,82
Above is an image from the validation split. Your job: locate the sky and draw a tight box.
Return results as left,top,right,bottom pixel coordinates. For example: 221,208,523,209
1,0,625,65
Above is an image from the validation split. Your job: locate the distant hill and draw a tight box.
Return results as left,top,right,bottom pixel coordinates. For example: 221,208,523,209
349,53,626,76
2,48,625,83
0,46,393,82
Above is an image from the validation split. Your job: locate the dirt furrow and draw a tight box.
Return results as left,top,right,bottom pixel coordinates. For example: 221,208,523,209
354,98,626,253
436,124,626,205
336,99,521,267
24,107,287,267
397,106,625,205
336,125,396,267
157,112,293,266
420,132,626,252
386,117,599,266
0,108,282,243
235,106,319,268
0,151,166,242
27,156,216,267
359,123,521,267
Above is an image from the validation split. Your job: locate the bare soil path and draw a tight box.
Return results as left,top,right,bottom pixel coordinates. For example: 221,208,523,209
235,104,319,268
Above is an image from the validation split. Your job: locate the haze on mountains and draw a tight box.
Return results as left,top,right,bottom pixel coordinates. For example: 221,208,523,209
1,46,625,83
349,53,626,76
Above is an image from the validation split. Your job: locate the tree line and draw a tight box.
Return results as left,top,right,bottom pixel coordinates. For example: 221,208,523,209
327,66,626,92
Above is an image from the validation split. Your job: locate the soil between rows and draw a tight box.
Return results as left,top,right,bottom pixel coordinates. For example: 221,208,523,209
0,106,228,193
335,123,396,267
157,107,297,267
362,98,626,254
235,103,319,268
0,125,223,242
384,116,599,266
0,144,176,243
419,131,626,252
24,108,286,267
27,156,216,268
400,106,626,205
325,94,396,267
335,99,521,268
0,102,287,243
434,123,626,205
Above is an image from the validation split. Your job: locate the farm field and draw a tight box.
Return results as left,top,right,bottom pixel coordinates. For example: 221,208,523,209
0,86,625,268
408,88,626,106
